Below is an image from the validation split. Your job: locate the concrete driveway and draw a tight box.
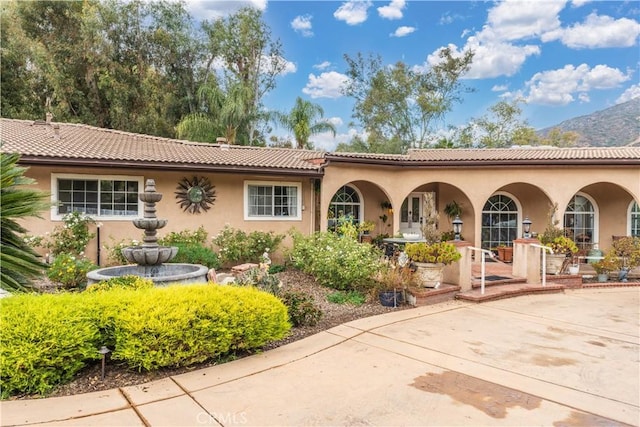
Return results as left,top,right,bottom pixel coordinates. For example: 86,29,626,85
2,287,638,426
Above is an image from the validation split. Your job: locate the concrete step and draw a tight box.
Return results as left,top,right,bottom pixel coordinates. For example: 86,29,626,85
457,284,565,303
471,275,527,288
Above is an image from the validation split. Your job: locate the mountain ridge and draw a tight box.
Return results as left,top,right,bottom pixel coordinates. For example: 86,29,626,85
537,98,639,147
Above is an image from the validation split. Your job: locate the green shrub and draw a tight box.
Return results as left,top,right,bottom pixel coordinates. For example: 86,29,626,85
279,290,322,326
108,285,290,370
289,231,383,290
0,293,102,398
85,275,154,292
47,253,97,289
44,211,96,257
0,284,290,397
268,264,286,274
236,267,282,295
158,226,208,246
171,243,221,268
327,290,366,306
212,225,284,265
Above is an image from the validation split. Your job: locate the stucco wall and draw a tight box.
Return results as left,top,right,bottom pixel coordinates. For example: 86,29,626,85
21,165,315,265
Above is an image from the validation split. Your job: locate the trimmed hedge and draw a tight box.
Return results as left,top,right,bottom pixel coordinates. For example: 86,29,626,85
0,293,102,398
0,284,290,397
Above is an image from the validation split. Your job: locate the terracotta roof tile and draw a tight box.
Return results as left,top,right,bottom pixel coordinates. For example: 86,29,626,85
0,119,325,172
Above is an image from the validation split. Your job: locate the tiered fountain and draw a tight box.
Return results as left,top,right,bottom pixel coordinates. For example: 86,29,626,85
87,179,208,285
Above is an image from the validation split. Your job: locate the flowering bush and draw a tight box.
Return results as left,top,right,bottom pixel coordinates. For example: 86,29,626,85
44,211,96,257
158,226,208,246
47,253,97,289
212,225,284,265
546,236,579,256
289,231,383,290
405,241,461,265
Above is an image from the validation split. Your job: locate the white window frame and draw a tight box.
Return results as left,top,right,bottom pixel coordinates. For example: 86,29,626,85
629,200,640,237
244,180,302,221
51,173,144,221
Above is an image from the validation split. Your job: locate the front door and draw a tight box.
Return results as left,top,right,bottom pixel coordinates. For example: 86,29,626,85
400,194,422,233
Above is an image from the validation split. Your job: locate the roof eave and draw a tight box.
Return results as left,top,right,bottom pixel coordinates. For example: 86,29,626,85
15,156,324,177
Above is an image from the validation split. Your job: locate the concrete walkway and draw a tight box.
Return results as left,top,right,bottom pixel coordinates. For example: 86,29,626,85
2,287,639,427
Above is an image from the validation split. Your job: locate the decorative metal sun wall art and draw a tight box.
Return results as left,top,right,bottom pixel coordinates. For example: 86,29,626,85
175,176,216,214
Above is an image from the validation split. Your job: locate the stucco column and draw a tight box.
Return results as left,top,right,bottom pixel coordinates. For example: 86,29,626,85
513,238,542,284
443,240,472,290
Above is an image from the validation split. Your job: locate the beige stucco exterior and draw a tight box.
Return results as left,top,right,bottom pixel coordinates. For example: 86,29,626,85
320,161,639,251
15,150,640,267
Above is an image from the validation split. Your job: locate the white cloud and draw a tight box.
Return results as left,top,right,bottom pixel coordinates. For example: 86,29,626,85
419,42,540,79
377,0,405,20
479,0,565,43
302,71,350,99
491,84,509,92
186,0,266,21
291,15,313,37
334,0,372,25
311,128,364,151
616,85,640,104
525,64,631,105
313,61,332,70
390,26,416,37
542,13,640,49
327,117,344,127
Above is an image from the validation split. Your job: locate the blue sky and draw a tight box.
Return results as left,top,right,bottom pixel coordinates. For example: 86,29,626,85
187,1,640,150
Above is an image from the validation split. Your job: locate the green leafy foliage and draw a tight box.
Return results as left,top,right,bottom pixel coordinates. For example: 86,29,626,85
236,267,282,295
289,231,383,290
46,253,97,289
42,211,95,257
0,284,290,397
0,293,102,397
171,243,221,268
404,242,462,265
212,225,284,265
158,226,208,246
327,290,366,306
85,275,154,293
279,290,322,326
108,285,290,370
0,152,49,292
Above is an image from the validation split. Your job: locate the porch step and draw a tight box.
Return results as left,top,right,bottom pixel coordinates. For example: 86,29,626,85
406,284,460,307
471,275,527,288
457,283,565,303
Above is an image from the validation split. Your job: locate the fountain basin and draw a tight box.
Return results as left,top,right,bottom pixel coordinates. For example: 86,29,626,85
87,263,209,286
122,246,177,265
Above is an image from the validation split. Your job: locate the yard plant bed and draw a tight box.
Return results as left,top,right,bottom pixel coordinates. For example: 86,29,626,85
10,269,408,400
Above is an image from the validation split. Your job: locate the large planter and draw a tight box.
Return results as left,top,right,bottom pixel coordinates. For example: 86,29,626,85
597,273,609,283
497,246,513,263
545,254,566,275
414,262,445,288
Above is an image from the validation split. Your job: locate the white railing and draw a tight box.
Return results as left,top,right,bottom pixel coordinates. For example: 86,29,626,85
467,247,496,295
529,243,554,287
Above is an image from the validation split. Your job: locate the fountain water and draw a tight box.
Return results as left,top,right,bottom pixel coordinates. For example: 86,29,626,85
87,179,209,285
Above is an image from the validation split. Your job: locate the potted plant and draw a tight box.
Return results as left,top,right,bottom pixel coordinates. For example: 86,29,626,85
609,237,640,281
358,220,376,235
404,241,461,288
592,253,620,283
373,265,413,307
496,244,513,263
541,236,579,275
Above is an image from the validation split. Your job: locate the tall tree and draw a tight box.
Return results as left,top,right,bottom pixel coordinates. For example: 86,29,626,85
343,47,474,152
0,153,49,293
176,80,252,144
271,97,336,149
202,7,286,145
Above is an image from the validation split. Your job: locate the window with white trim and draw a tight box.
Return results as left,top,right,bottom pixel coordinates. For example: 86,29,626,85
52,174,143,220
630,201,640,237
244,181,301,220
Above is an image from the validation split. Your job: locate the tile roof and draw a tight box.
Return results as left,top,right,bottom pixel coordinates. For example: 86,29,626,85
2,118,639,170
0,119,326,174
327,146,640,165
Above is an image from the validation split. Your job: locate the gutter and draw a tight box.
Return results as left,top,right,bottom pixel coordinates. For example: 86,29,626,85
15,156,325,177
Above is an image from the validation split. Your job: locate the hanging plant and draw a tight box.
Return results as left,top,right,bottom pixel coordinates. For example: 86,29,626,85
175,176,216,214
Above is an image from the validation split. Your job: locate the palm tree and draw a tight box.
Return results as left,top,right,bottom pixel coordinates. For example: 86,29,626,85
176,81,252,144
272,97,336,149
1,152,49,292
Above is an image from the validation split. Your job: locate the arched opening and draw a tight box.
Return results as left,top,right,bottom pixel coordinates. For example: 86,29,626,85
564,193,597,251
481,193,520,249
328,185,362,230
